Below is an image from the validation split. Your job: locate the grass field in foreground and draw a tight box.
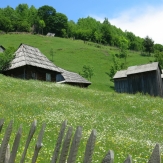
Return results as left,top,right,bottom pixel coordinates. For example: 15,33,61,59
0,74,163,162
0,34,154,92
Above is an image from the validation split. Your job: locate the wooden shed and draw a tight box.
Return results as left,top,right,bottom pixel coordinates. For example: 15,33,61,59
113,70,128,93
56,68,91,87
2,43,60,82
2,43,91,88
113,62,163,97
0,45,5,53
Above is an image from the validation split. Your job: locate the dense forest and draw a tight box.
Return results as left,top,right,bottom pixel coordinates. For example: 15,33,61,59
0,4,163,66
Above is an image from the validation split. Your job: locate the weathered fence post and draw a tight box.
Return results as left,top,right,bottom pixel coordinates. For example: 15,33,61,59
67,126,82,163
51,120,67,163
31,123,46,163
20,120,37,163
0,120,13,163
4,144,10,163
102,150,114,163
0,119,4,133
148,143,161,163
58,127,73,163
83,129,97,163
8,126,22,163
124,155,132,163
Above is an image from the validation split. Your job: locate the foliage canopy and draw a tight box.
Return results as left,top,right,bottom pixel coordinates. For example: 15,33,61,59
0,47,15,72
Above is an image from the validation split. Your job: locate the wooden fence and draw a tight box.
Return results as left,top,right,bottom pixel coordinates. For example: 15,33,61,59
0,119,161,163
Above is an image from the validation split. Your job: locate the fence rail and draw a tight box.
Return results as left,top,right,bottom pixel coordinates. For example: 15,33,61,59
0,119,161,163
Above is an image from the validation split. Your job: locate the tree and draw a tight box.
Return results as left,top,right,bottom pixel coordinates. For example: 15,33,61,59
101,20,113,45
38,20,45,34
38,5,56,34
109,54,124,81
0,16,12,32
67,20,76,38
50,48,54,62
143,36,154,56
53,13,68,37
0,47,15,72
76,16,100,41
80,65,94,81
154,50,163,68
154,44,163,52
3,6,17,32
118,36,129,64
15,4,29,19
28,5,38,33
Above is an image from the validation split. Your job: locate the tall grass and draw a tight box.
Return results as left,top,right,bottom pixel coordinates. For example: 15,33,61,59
0,74,163,162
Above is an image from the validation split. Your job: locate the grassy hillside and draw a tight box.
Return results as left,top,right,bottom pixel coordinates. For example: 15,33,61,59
0,74,163,162
0,34,154,92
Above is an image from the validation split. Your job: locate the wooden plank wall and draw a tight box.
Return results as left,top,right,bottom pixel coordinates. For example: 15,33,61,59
114,69,163,97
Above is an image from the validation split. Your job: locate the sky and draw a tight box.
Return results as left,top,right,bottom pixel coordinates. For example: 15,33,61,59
1,0,163,45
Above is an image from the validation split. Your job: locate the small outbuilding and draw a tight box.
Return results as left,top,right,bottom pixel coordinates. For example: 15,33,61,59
46,33,55,37
2,43,91,88
113,62,163,97
56,68,91,87
2,43,60,81
0,45,5,53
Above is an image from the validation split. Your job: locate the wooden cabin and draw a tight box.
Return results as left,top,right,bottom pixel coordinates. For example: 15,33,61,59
0,45,5,53
2,43,91,88
2,43,60,81
56,68,91,87
113,62,163,97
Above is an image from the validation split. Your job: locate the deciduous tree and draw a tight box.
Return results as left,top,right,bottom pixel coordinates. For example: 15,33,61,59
80,65,94,81
143,36,154,56
0,47,15,72
39,20,45,34
38,5,56,34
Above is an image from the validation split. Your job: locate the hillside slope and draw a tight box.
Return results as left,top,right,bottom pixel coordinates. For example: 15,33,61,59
0,34,154,91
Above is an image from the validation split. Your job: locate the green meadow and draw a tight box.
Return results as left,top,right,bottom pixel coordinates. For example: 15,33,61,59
0,34,162,162
0,75,163,162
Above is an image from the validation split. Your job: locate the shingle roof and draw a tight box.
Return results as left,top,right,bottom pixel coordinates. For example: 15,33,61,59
114,62,160,79
126,62,159,75
113,70,127,79
5,43,60,72
57,67,91,84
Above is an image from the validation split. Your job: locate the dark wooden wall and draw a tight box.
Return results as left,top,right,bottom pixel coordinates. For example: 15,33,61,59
3,65,59,82
127,69,163,97
114,78,128,93
114,68,163,97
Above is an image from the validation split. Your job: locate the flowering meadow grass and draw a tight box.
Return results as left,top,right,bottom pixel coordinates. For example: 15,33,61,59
0,74,163,162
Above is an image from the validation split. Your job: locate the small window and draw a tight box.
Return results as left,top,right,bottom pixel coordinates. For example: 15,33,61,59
56,74,64,82
46,73,51,81
31,72,37,79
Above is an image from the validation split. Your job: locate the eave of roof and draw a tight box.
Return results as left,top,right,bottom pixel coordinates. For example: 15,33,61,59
126,62,159,75
113,62,162,79
113,70,127,79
